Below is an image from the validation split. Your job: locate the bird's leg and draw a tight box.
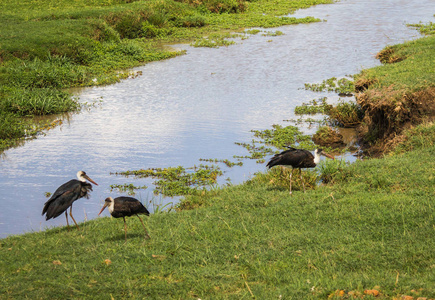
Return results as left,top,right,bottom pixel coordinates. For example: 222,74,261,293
65,211,70,232
123,217,127,242
289,168,294,195
69,205,80,230
137,215,151,239
300,169,306,193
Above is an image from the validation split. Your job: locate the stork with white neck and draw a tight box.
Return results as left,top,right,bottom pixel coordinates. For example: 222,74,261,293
99,196,150,241
266,147,334,194
42,171,98,230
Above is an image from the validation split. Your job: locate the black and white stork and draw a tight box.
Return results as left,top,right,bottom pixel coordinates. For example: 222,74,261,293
266,147,334,194
98,196,150,241
42,171,98,230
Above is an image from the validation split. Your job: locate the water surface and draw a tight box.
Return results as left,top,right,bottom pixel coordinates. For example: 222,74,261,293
1,0,434,238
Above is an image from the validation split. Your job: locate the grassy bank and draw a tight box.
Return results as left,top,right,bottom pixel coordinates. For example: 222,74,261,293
1,131,434,298
0,0,332,151
354,24,435,151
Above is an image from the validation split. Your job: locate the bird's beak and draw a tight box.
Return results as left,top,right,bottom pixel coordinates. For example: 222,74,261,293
322,152,335,160
84,175,98,186
98,203,108,216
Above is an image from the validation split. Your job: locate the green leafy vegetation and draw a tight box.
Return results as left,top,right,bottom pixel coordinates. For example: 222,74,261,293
113,165,223,196
109,183,148,195
199,158,243,167
408,21,435,35
294,97,329,115
325,99,364,128
304,76,355,95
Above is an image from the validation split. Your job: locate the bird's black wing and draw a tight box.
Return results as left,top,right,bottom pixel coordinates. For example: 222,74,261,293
267,148,313,168
112,197,150,218
42,180,82,220
298,150,316,168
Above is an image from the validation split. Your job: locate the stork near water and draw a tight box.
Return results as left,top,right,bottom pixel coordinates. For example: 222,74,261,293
98,196,150,241
266,147,334,194
42,171,98,230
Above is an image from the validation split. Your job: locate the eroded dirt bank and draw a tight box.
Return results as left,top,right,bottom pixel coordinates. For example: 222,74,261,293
354,46,435,156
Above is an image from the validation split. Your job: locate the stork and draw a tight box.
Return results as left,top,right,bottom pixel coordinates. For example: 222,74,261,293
98,196,150,241
42,171,98,230
266,147,334,194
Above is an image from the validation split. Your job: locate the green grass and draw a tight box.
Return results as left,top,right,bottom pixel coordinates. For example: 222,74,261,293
355,35,435,94
1,139,434,299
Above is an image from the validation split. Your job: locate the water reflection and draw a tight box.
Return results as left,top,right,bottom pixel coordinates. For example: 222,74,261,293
1,0,434,238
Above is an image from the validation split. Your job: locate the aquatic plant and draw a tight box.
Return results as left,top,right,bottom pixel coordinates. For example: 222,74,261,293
262,30,284,36
109,183,148,195
234,124,316,164
234,141,275,163
114,165,223,197
199,158,243,167
245,29,261,35
252,124,314,150
294,97,329,115
304,76,355,96
408,22,435,35
191,33,240,48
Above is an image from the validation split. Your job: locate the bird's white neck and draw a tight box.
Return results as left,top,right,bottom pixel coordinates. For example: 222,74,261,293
107,199,115,214
314,150,321,164
77,171,86,182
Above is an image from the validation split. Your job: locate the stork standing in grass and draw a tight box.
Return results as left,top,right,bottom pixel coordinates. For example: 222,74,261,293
42,171,98,230
266,147,334,195
99,196,150,241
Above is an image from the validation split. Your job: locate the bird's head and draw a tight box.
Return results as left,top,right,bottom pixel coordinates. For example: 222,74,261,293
77,171,98,186
98,197,114,215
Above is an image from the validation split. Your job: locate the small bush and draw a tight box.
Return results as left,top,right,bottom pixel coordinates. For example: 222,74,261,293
326,100,364,128
312,126,345,148
317,158,349,184
87,19,121,42
112,12,145,39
